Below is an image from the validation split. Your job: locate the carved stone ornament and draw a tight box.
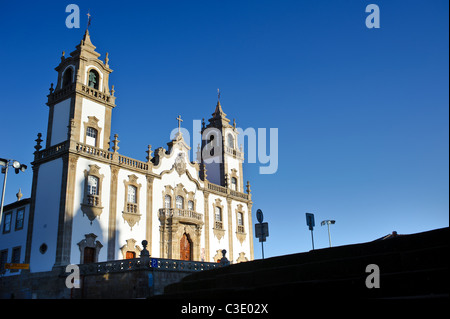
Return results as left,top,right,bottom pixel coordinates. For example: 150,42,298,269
122,211,142,230
81,204,104,224
213,227,226,241
174,152,186,175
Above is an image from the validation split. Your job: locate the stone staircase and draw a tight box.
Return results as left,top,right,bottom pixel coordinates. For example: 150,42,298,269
156,227,448,300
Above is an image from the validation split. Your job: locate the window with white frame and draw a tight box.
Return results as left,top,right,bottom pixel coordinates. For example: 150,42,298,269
2,212,12,234
86,127,98,147
15,208,25,231
87,175,99,195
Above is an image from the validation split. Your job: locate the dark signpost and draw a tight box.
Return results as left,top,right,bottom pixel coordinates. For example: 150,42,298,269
305,212,315,250
255,209,269,259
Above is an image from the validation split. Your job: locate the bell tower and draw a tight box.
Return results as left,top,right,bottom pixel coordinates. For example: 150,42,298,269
45,29,115,150
201,93,245,192
27,30,117,270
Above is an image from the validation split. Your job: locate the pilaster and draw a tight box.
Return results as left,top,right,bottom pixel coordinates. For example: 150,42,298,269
107,165,119,260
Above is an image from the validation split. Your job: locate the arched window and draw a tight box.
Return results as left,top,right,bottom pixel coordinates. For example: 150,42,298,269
86,127,98,147
209,134,215,156
62,68,73,87
164,195,171,208
176,195,184,209
187,200,194,211
231,177,237,191
88,69,99,90
227,133,234,148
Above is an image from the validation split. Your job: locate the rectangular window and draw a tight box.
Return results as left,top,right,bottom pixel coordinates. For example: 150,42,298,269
2,211,12,234
127,185,137,203
215,206,222,222
0,250,7,272
10,247,21,273
15,208,25,231
87,175,99,195
86,127,98,147
237,212,243,226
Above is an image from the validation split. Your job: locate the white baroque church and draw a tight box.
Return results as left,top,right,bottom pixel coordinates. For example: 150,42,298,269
3,30,254,273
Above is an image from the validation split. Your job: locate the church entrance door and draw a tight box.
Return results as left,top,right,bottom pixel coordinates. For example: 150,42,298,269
126,251,136,259
180,233,192,261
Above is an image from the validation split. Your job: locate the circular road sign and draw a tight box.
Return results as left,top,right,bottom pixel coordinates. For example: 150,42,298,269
256,209,264,223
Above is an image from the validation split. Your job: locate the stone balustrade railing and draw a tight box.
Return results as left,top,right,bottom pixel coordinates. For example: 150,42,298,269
159,208,203,222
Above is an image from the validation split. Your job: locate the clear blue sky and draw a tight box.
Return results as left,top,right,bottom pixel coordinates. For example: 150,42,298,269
0,0,448,259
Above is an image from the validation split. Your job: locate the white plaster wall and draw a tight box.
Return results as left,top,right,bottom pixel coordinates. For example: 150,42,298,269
70,157,111,264
29,159,63,272
230,200,251,263
80,97,106,145
207,193,230,262
51,99,71,146
115,169,147,260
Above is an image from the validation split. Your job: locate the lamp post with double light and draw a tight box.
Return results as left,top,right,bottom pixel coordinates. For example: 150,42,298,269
0,158,27,224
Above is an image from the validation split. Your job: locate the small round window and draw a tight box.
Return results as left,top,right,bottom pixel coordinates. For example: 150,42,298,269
39,243,48,254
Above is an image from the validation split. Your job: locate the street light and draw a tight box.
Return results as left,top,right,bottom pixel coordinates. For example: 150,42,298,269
0,158,27,224
321,219,336,247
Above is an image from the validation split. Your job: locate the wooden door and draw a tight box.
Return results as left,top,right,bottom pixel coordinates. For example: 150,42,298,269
84,247,95,264
126,251,136,259
180,233,192,261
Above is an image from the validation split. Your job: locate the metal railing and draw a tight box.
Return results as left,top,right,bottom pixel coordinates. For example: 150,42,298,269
78,257,224,275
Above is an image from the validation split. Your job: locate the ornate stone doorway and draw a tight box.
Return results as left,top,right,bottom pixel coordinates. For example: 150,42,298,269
180,233,192,261
159,208,203,261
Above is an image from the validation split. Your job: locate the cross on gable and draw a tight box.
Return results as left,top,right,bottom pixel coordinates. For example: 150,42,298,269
176,115,183,133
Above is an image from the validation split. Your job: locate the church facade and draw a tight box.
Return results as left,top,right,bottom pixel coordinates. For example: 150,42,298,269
20,30,254,273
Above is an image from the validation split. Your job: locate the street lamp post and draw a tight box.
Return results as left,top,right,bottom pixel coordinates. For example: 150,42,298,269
321,219,336,247
0,158,27,224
